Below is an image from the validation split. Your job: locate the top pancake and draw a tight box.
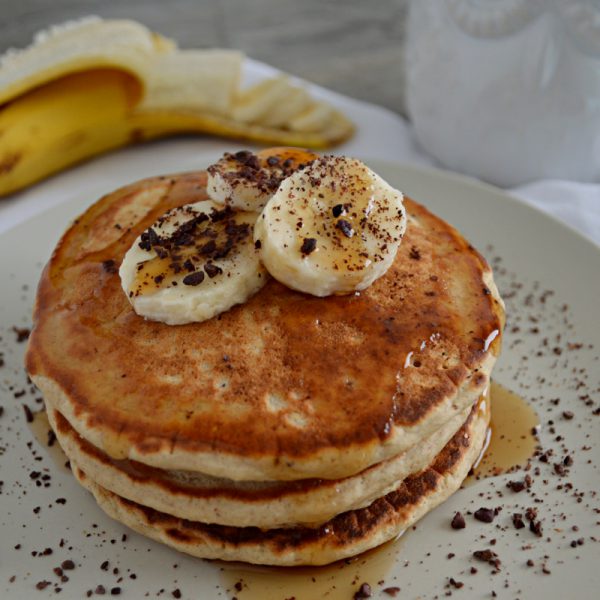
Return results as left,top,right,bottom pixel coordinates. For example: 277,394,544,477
26,171,504,481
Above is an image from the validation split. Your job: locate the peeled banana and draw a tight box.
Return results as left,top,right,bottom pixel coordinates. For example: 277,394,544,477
0,17,354,197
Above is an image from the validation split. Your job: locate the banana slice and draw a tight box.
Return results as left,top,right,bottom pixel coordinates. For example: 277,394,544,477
231,76,291,124
289,101,334,133
254,156,406,297
206,147,319,212
119,201,267,325
260,86,310,128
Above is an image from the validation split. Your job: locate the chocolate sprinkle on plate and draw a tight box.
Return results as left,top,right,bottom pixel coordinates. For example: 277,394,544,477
474,507,496,523
451,511,466,529
353,582,372,599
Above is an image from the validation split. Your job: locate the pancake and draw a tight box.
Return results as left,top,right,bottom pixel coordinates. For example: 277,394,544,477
47,401,473,527
25,171,504,482
70,399,489,566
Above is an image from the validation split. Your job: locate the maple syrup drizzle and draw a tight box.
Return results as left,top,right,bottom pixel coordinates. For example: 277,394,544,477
131,208,255,297
218,536,401,600
25,383,537,599
27,409,70,473
218,383,537,597
132,255,181,296
255,147,319,169
470,381,539,479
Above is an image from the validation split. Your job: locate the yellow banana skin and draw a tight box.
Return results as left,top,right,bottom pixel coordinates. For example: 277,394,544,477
0,68,353,198
0,69,143,196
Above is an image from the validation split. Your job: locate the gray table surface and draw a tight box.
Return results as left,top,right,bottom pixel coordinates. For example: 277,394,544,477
0,0,409,116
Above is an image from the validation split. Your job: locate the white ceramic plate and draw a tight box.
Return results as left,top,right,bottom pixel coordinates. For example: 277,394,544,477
1,155,599,600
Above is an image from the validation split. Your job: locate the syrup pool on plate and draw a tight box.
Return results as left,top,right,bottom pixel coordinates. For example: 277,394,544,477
470,381,540,479
219,537,401,600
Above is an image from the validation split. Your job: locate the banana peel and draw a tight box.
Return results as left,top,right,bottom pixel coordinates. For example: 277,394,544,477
0,17,354,197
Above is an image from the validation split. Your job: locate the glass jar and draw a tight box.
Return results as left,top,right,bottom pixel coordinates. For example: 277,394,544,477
405,0,600,186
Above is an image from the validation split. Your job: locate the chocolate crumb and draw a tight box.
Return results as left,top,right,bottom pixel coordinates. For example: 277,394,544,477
382,587,400,597
182,271,205,286
562,411,574,420
507,476,531,493
61,560,75,570
199,240,217,255
512,513,525,529
95,585,106,595
336,219,354,238
473,549,501,570
353,582,372,599
553,462,567,476
12,326,30,342
300,238,317,256
254,239,261,249
451,512,466,529
332,204,344,218
110,587,121,596
36,581,51,590
529,520,543,537
474,507,496,523
23,405,33,423
172,590,182,599
449,578,464,589
204,263,223,278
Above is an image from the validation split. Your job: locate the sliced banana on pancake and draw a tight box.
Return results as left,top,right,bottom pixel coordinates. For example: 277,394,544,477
207,147,319,212
119,201,267,325
254,156,407,297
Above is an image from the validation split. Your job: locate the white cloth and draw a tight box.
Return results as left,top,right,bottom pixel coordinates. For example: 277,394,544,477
1,58,598,247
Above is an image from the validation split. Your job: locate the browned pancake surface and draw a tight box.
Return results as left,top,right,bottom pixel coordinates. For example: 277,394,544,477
26,172,502,475
72,402,487,565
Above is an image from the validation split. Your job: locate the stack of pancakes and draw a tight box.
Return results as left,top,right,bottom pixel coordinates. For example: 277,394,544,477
26,171,504,566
